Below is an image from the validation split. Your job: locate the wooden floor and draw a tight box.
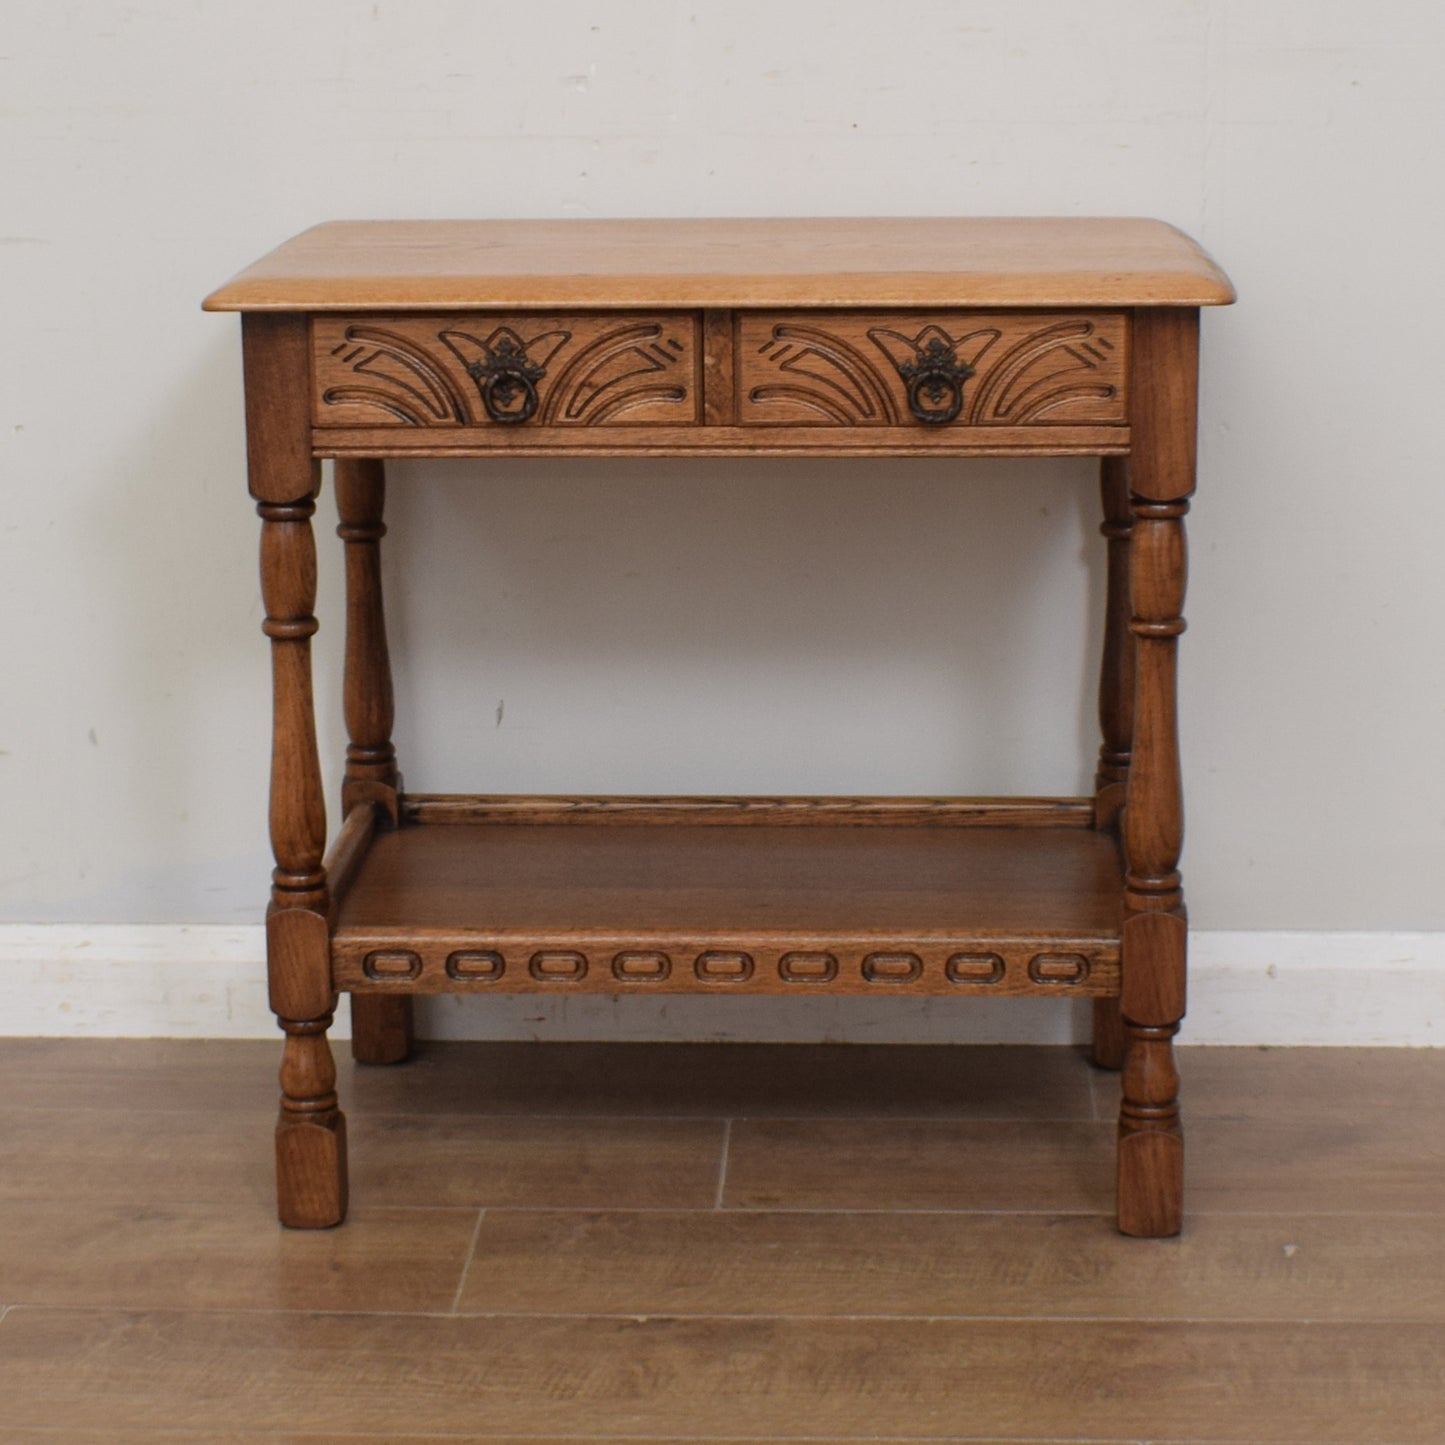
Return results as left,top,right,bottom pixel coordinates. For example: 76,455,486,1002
0,1040,1442,1443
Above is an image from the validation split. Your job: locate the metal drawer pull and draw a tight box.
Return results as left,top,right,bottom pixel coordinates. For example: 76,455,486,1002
444,326,570,424
869,325,975,425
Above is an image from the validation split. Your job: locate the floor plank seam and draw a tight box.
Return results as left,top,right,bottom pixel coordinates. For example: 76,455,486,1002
447,1208,487,1315
306,1109,1107,1123
0,1430,1335,1445
0,1433,1181,1444
434,1309,1445,1327
15,1195,1445,1219
713,1118,732,1209
0,1197,1115,1216
1168,1207,1445,1218
0,1109,1104,1120
0,1106,1107,1122
4,1302,1440,1327
400,1204,1116,1217
671,1204,1117,1217
456,1202,1445,1219
721,1112,1105,1125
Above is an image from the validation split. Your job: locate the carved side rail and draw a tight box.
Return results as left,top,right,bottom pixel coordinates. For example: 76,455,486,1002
334,936,1121,998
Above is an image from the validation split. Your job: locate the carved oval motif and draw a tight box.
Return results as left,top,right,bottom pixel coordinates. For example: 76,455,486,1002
446,950,505,982
1028,953,1091,985
695,951,754,983
529,951,588,982
945,952,1006,985
862,951,924,984
362,950,422,981
778,952,838,983
612,950,672,982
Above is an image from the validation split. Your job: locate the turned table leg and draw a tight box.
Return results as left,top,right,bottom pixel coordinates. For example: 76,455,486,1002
1116,309,1198,1238
334,457,412,1066
246,315,347,1228
1092,454,1135,1071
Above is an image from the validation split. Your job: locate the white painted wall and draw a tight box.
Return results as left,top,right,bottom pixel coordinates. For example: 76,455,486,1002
3,2,1444,1035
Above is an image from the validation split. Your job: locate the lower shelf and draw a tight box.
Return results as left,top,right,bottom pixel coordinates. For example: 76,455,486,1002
329,796,1125,998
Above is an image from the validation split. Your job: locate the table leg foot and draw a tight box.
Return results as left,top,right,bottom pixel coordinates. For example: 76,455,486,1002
276,1016,348,1228
350,995,414,1065
1116,1019,1183,1237
1117,1125,1183,1237
276,1112,348,1229
1090,996,1126,1070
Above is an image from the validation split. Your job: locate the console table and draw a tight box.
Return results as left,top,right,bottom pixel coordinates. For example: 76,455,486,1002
205,218,1233,1237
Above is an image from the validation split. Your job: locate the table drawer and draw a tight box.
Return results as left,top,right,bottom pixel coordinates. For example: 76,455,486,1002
312,313,701,428
736,311,1127,429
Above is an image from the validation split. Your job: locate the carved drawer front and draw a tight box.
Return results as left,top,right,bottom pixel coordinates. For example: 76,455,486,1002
736,311,1127,429
312,314,701,428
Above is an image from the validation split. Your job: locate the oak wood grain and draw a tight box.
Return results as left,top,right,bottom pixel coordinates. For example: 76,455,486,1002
346,1115,727,1209
333,456,411,1066
0,1201,476,1312
333,821,1126,937
313,420,1131,459
0,1109,274,1206
7,1047,1439,1220
722,1119,1115,1212
0,1436,1086,1445
1087,467,1130,1061
1113,308,1198,1236
0,1039,283,1113
212,221,1231,1233
313,313,701,429
248,314,345,1227
457,1208,1445,1323
1187,1115,1445,1215
203,218,1236,311
320,800,375,911
330,820,1125,998
0,1108,722,1212
0,1036,1101,1119
241,313,314,505
702,308,736,425
736,309,1127,428
2,1044,1440,1444
1093,455,1135,831
339,1041,1100,1121
0,1436,1093,1445
400,793,1097,827
333,458,400,820
0,1437,1118,1445
2,1309,1438,1441
1178,1044,1445,1124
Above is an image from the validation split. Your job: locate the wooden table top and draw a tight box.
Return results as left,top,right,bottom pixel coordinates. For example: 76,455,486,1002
203,217,1235,312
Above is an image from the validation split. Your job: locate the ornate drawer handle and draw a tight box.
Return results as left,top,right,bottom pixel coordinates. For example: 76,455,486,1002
469,337,543,424
444,326,572,425
478,366,539,424
898,338,974,425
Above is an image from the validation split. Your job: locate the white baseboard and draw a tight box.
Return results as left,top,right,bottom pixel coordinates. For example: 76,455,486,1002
0,925,1440,1046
